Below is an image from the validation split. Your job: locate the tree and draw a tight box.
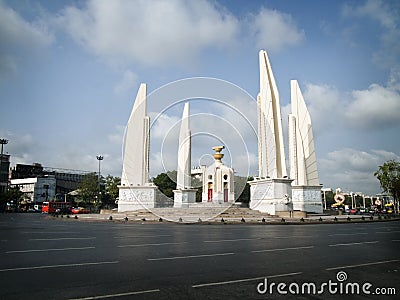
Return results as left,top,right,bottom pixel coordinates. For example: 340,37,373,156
153,171,176,198
235,176,253,204
103,175,120,207
374,160,400,211
77,172,104,207
0,186,24,212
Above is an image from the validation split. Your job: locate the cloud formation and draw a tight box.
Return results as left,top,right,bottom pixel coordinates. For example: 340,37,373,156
55,0,305,68
58,0,239,68
0,1,53,78
302,81,400,131
249,7,305,52
319,148,400,195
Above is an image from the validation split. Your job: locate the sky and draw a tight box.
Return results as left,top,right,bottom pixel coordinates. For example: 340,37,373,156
1,0,400,196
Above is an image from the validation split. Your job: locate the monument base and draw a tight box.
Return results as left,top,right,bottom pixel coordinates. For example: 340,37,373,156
118,185,157,212
173,189,197,208
249,178,293,215
292,185,323,213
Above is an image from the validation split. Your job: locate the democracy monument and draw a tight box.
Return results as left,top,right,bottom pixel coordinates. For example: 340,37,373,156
118,50,323,216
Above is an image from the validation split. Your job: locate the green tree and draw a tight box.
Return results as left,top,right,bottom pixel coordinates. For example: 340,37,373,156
374,160,400,211
77,172,103,207
235,176,253,204
153,171,176,198
0,186,24,212
103,175,120,207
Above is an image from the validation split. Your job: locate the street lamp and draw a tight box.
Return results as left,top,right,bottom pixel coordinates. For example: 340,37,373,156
0,139,9,193
96,155,103,204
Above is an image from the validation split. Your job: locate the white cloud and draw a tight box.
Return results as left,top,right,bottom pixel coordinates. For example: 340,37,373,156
58,0,238,68
0,1,53,77
299,81,400,131
342,0,400,69
248,7,304,52
114,70,138,95
301,83,343,134
345,84,400,129
343,0,397,29
319,148,400,195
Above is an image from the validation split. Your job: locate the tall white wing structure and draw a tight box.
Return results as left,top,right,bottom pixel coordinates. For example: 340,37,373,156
121,83,150,186
289,80,319,186
177,102,192,190
257,50,288,179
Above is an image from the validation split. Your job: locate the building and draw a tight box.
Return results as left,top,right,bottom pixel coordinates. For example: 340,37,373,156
11,163,90,199
10,175,56,204
0,154,10,193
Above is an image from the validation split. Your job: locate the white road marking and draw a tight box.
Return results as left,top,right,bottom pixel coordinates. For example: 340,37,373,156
326,259,400,271
192,272,302,288
0,261,119,272
329,233,368,236
204,238,262,243
375,231,400,234
21,231,80,234
6,247,95,254
118,242,186,248
272,236,313,239
392,240,400,242
69,289,160,300
148,252,235,261
29,237,96,241
114,234,171,238
251,246,314,253
329,241,379,247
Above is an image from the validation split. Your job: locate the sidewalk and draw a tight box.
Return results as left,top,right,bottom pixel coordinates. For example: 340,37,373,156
58,207,400,224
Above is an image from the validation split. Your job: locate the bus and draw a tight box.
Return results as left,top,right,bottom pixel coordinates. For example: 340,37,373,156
42,201,72,214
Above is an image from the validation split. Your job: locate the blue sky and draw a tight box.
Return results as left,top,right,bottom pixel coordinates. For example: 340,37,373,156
1,0,400,196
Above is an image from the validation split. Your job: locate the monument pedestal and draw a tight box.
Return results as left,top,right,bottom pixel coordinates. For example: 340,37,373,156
292,185,323,213
173,189,197,208
249,178,293,215
118,185,157,212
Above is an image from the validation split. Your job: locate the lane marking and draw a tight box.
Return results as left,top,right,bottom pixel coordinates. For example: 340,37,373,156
148,252,235,261
272,236,313,239
21,231,80,234
204,238,262,243
0,261,119,272
251,246,314,253
192,272,302,288
6,247,95,254
375,231,400,234
326,259,400,271
29,237,96,241
329,241,378,247
114,234,172,238
118,242,186,248
329,233,368,236
69,289,160,300
393,240,400,242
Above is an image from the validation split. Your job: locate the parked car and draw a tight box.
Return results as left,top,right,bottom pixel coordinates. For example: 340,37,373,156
349,208,358,215
71,207,90,214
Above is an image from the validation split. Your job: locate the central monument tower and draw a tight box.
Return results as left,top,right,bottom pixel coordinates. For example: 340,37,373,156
118,83,157,212
249,50,293,215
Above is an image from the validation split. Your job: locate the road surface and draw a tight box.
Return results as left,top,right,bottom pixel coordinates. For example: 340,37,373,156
0,214,399,299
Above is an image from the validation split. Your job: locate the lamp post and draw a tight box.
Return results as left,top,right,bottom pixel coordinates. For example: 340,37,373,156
96,155,103,205
0,139,9,193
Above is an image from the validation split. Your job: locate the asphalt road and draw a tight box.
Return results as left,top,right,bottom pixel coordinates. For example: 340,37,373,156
0,214,399,299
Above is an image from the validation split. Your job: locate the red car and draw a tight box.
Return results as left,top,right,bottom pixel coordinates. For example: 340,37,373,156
71,207,90,214
349,208,358,215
